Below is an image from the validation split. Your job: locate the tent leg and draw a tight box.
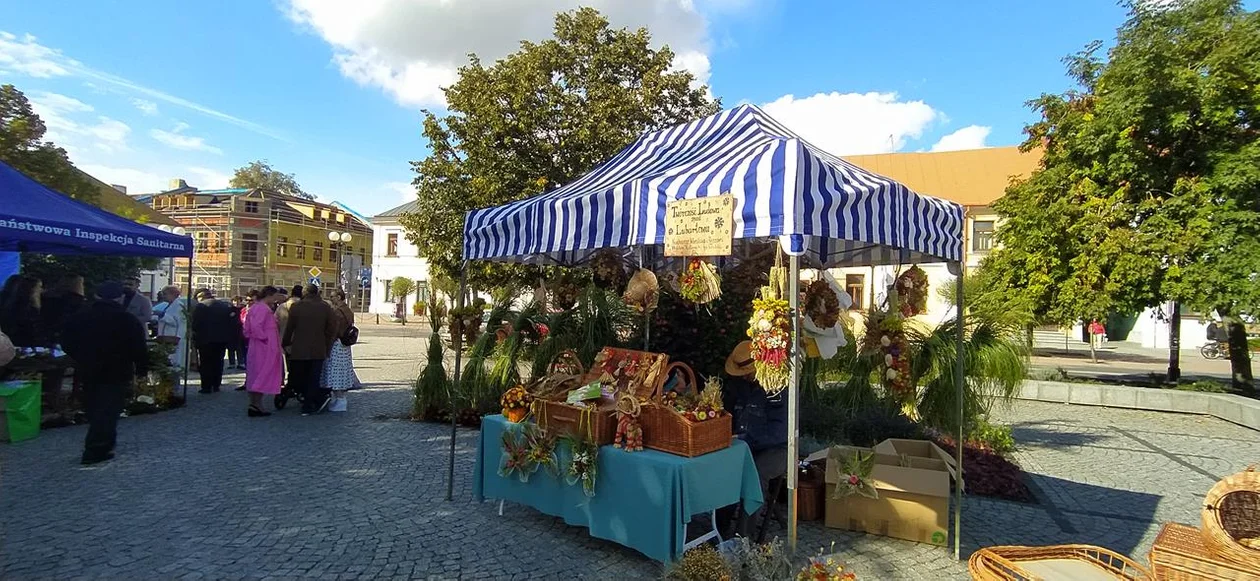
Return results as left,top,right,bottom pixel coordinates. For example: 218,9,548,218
182,258,193,401
786,253,800,552
953,262,965,560
446,265,468,502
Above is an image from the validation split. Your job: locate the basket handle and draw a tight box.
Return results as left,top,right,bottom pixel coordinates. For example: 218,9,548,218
655,361,697,400
548,349,587,376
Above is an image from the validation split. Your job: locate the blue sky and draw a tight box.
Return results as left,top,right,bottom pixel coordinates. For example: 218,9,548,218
0,0,1188,216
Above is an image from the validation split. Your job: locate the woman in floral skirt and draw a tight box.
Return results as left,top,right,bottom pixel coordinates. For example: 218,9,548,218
321,289,357,412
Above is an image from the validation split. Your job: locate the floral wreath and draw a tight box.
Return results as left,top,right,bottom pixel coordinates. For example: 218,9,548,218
893,265,929,317
563,433,600,497
591,250,627,292
499,426,535,482
803,279,841,329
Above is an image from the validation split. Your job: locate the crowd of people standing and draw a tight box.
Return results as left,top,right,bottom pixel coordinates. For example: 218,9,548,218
0,273,362,465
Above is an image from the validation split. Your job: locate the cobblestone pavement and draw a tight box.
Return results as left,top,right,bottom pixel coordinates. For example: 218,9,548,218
2,328,1257,580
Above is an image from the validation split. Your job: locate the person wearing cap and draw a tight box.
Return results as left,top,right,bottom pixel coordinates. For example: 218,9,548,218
60,281,149,465
717,340,789,536
120,276,153,328
190,288,239,393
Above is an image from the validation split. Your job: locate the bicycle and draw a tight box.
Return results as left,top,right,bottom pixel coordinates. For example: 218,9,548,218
1200,341,1228,360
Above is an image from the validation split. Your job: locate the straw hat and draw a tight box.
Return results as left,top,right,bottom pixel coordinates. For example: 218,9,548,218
725,340,756,377
623,268,659,312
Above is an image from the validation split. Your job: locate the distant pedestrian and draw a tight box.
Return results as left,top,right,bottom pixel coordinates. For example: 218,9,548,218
276,285,302,392
322,289,358,411
60,281,148,465
190,289,239,393
1088,319,1106,350
283,285,338,416
120,277,153,328
156,286,188,378
228,293,253,371
243,286,286,417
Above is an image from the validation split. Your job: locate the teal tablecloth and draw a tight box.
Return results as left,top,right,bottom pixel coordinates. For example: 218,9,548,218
474,414,764,563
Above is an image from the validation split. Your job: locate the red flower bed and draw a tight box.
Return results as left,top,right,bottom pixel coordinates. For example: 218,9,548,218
933,436,1034,503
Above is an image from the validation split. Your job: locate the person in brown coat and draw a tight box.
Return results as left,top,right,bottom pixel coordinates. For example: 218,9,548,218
282,285,338,415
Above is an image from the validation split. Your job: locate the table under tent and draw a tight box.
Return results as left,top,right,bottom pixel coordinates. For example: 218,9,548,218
0,159,196,395
453,104,967,558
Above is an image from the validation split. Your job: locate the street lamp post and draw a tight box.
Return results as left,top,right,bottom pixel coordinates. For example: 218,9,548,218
328,230,352,306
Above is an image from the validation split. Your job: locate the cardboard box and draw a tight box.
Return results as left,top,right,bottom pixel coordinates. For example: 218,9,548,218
812,440,955,547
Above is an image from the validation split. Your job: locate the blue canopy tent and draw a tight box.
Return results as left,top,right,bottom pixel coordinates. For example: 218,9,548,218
0,160,192,257
456,105,968,557
0,159,196,396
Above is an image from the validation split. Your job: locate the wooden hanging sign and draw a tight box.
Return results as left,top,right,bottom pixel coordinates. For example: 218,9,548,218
664,195,734,257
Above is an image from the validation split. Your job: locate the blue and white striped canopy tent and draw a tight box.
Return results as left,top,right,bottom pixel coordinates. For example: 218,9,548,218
457,103,970,559
462,104,964,267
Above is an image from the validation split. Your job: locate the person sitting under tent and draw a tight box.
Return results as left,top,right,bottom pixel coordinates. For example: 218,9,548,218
715,340,788,538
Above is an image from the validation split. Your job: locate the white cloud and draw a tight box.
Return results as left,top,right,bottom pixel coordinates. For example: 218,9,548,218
77,164,168,195
930,125,992,152
0,30,287,141
132,99,158,116
0,32,71,77
384,181,413,203
150,122,223,155
760,92,940,155
284,0,713,108
185,166,231,189
27,91,130,153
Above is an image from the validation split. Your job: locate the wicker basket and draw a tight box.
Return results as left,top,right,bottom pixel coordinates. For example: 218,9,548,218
1150,522,1260,581
1201,465,1260,569
640,362,733,458
533,348,664,445
968,544,1151,580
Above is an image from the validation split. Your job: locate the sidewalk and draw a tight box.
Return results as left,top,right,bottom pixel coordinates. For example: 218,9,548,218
1031,333,1234,381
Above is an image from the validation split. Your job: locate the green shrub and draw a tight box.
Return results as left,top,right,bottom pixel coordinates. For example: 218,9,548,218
968,418,1016,456
1176,380,1229,394
412,333,449,420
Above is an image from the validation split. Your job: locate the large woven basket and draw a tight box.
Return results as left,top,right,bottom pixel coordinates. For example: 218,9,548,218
1150,522,1260,581
533,348,664,445
640,362,732,458
1201,465,1260,569
968,544,1151,580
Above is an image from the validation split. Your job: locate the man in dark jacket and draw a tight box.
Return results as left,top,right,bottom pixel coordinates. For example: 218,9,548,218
282,285,338,415
61,281,148,465
190,289,239,393
717,340,788,537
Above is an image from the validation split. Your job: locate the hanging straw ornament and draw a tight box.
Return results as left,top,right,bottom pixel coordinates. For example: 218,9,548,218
679,259,722,305
623,268,660,313
747,247,792,395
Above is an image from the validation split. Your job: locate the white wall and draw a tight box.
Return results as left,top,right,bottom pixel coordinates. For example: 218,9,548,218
369,222,430,316
1130,303,1211,349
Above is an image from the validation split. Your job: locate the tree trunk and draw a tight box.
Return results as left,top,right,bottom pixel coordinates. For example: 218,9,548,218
1218,306,1255,395
1167,301,1181,383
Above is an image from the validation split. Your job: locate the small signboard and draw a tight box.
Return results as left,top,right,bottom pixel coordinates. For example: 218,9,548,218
309,277,321,286
664,194,734,257
308,266,322,278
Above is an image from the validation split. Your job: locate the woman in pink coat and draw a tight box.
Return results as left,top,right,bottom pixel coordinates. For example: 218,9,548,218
243,286,285,417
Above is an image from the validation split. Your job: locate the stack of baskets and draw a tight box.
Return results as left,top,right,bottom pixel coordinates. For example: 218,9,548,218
639,362,733,457
1149,465,1260,580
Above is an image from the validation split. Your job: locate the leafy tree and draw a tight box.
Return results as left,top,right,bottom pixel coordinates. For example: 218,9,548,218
1,84,149,286
401,7,720,289
229,160,311,200
985,0,1259,392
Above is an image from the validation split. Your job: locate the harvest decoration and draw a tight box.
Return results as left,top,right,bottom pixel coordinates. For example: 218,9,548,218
682,375,725,422
500,385,533,422
893,265,929,317
525,423,559,477
563,434,600,497
832,451,878,500
679,259,722,304
499,427,535,482
796,553,858,581
803,279,841,329
612,392,643,451
591,250,628,291
747,294,791,396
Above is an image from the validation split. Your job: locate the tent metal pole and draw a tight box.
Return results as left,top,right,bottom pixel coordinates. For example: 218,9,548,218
953,261,965,560
182,257,193,401
446,264,468,502
786,252,800,552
